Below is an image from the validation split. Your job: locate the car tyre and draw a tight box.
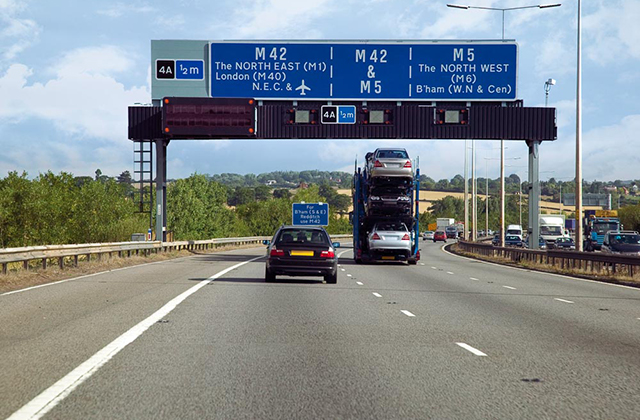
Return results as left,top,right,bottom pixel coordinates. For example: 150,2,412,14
265,267,276,282
407,258,417,265
325,271,338,284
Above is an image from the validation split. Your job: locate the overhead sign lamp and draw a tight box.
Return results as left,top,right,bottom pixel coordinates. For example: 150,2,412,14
435,108,469,125
161,97,256,138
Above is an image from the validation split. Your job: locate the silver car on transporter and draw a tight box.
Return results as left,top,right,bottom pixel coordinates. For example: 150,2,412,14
365,148,413,185
367,221,413,261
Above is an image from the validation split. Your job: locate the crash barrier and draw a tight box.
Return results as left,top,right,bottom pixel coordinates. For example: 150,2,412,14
0,235,353,275
457,240,640,278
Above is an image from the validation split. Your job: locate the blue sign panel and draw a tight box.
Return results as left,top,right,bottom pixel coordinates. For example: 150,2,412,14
176,59,204,80
292,203,329,226
321,105,356,124
210,42,517,101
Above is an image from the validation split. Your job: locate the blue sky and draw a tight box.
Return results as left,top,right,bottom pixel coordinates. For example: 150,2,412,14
1,0,639,182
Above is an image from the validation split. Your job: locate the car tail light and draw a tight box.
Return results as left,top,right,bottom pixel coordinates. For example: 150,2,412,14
371,233,381,240
320,250,335,258
402,234,410,240
404,160,412,168
270,248,285,257
374,160,384,168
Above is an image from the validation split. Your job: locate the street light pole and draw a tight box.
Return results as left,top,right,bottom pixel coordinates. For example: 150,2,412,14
486,159,489,235
472,139,477,241
464,140,469,240
545,78,556,107
575,0,583,251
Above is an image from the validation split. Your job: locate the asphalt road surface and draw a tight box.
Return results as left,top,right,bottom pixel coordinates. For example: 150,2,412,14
2,241,640,419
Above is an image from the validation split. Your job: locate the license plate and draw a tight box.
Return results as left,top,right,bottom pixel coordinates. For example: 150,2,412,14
290,250,314,256
381,256,395,260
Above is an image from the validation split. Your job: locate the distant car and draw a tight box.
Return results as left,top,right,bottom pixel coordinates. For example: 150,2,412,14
423,231,435,240
433,231,447,242
366,185,411,216
365,148,413,184
478,230,485,237
367,221,412,261
491,234,501,246
524,236,546,249
554,237,576,250
445,226,458,239
487,229,494,236
264,226,340,283
601,231,640,256
505,235,524,247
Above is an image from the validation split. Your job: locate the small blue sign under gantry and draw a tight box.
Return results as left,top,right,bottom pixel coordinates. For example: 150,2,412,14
209,41,517,101
292,203,329,226
321,105,356,124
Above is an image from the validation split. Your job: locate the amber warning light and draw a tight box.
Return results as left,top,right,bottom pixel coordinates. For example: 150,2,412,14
161,97,256,139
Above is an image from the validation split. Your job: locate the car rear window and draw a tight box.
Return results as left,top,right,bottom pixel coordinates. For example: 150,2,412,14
276,229,329,246
376,150,409,159
376,222,408,232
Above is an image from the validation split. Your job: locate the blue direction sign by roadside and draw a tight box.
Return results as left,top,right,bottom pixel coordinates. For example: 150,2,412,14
209,41,518,101
292,203,329,226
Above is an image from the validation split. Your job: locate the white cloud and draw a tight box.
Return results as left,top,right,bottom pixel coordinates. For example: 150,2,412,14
96,2,155,18
583,0,640,65
0,46,149,144
0,0,40,62
213,0,334,39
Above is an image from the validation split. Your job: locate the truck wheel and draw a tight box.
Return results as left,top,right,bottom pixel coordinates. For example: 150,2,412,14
355,258,362,264
407,258,417,265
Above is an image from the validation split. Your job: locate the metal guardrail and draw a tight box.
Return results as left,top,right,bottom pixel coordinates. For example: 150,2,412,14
0,235,353,275
457,241,640,277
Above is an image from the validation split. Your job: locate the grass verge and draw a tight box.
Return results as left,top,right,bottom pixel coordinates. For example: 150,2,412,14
448,243,640,288
0,244,262,295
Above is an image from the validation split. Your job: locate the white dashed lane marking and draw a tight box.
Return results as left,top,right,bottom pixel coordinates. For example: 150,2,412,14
431,266,437,270
340,268,346,272
502,286,516,290
347,274,352,277
401,310,416,317
372,292,382,297
470,277,479,281
446,271,454,275
356,281,364,286
456,343,487,356
554,298,574,304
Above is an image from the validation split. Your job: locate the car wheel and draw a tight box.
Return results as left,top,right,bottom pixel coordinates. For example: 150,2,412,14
407,258,417,265
265,267,276,282
325,271,338,284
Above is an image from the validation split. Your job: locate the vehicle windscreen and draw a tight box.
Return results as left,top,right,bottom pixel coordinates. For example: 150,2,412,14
594,222,620,234
506,229,521,235
276,229,329,246
376,150,409,159
506,235,520,241
445,226,457,232
540,226,563,235
610,234,640,245
557,238,572,243
376,222,408,232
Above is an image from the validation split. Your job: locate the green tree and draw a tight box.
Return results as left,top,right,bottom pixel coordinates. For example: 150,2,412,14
619,204,640,232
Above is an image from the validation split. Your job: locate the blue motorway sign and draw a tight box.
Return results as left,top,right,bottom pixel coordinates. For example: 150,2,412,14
292,203,329,226
176,60,204,80
210,41,517,101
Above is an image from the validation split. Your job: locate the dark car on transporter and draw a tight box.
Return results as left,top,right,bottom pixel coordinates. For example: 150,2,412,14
264,226,341,283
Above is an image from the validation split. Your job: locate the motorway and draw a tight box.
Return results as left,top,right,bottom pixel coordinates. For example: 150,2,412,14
1,241,640,419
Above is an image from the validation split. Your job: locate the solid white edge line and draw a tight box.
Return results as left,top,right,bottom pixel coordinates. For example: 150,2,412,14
440,243,640,293
372,292,382,297
6,255,264,420
401,310,416,317
456,342,487,356
356,281,364,285
502,286,516,290
554,298,574,304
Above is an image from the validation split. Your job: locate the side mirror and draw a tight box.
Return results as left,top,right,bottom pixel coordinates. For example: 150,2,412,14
332,242,341,248
262,240,271,246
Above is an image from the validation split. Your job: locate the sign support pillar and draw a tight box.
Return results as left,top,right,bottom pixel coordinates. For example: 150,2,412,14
527,140,541,249
155,139,169,242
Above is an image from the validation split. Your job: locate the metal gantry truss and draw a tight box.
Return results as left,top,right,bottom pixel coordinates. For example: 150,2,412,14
133,140,154,230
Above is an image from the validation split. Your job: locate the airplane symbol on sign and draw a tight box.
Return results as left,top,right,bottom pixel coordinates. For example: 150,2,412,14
295,80,311,95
